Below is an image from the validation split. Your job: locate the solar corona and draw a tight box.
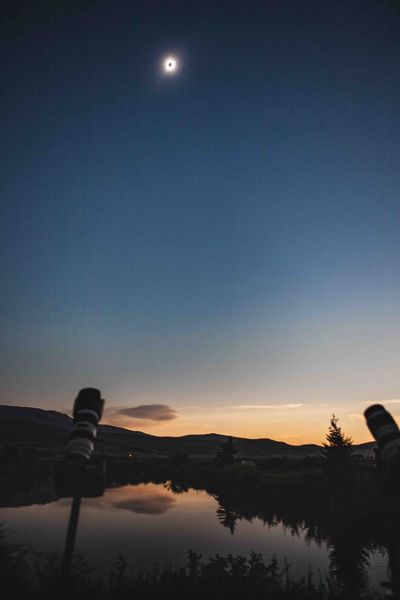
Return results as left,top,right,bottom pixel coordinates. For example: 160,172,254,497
164,56,177,73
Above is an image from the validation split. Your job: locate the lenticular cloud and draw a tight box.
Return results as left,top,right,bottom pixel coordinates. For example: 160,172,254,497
118,404,178,422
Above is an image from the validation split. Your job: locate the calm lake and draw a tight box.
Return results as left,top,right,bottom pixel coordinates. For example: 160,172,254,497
0,482,387,591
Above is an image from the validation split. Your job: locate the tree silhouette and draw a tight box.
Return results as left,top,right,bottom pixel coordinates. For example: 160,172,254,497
322,414,354,497
216,506,240,534
323,414,353,458
216,436,238,465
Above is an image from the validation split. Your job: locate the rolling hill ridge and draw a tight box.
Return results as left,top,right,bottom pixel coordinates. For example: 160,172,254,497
0,405,375,459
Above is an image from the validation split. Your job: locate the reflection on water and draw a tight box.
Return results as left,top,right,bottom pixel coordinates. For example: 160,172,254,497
217,505,240,535
0,481,387,593
109,484,177,514
113,494,176,514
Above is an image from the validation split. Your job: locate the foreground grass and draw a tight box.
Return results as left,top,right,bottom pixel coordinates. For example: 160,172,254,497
0,526,384,600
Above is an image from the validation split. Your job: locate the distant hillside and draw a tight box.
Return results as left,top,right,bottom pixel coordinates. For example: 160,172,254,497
0,405,376,459
0,405,71,428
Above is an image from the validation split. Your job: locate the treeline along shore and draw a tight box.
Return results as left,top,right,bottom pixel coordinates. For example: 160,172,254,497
0,406,393,599
0,452,389,599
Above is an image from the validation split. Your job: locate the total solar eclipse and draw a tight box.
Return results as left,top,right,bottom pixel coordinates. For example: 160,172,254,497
164,56,177,73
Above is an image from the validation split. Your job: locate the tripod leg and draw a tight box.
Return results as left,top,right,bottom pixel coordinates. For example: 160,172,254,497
61,496,82,579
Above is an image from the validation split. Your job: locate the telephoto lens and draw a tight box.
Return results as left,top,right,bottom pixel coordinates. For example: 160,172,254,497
54,388,106,498
364,404,400,489
66,388,105,460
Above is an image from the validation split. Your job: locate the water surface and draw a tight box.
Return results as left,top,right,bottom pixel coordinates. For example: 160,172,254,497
0,482,387,589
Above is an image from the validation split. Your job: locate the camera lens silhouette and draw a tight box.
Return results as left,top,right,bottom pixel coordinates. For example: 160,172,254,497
364,404,400,488
66,388,104,460
54,388,106,498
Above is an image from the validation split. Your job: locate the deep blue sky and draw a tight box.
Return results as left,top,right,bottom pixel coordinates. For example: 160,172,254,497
1,0,399,441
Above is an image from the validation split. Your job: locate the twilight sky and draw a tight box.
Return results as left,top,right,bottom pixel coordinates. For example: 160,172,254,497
1,0,399,443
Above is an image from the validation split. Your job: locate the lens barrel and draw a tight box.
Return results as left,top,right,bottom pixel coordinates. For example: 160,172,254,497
364,404,400,467
66,388,104,460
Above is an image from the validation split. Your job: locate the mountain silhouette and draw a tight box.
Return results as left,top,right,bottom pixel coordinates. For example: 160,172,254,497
0,405,375,459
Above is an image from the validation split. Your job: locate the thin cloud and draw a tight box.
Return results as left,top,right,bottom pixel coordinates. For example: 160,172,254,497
349,413,363,421
234,404,304,410
362,399,400,406
118,404,178,422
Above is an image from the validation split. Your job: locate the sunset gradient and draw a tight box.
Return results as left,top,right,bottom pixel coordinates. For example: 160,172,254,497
1,1,399,446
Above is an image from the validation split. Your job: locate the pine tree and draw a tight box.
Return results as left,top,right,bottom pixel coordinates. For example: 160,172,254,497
322,414,354,481
216,436,238,465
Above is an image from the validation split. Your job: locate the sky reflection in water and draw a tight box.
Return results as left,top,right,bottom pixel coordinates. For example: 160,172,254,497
0,482,386,587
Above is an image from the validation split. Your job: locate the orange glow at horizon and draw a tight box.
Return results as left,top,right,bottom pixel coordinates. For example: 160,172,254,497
102,403,382,446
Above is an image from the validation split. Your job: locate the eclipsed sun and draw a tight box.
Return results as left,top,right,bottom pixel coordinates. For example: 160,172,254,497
164,56,178,74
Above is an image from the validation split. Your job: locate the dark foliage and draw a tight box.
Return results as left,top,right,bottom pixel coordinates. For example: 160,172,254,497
322,415,355,500
216,436,238,465
0,526,384,599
